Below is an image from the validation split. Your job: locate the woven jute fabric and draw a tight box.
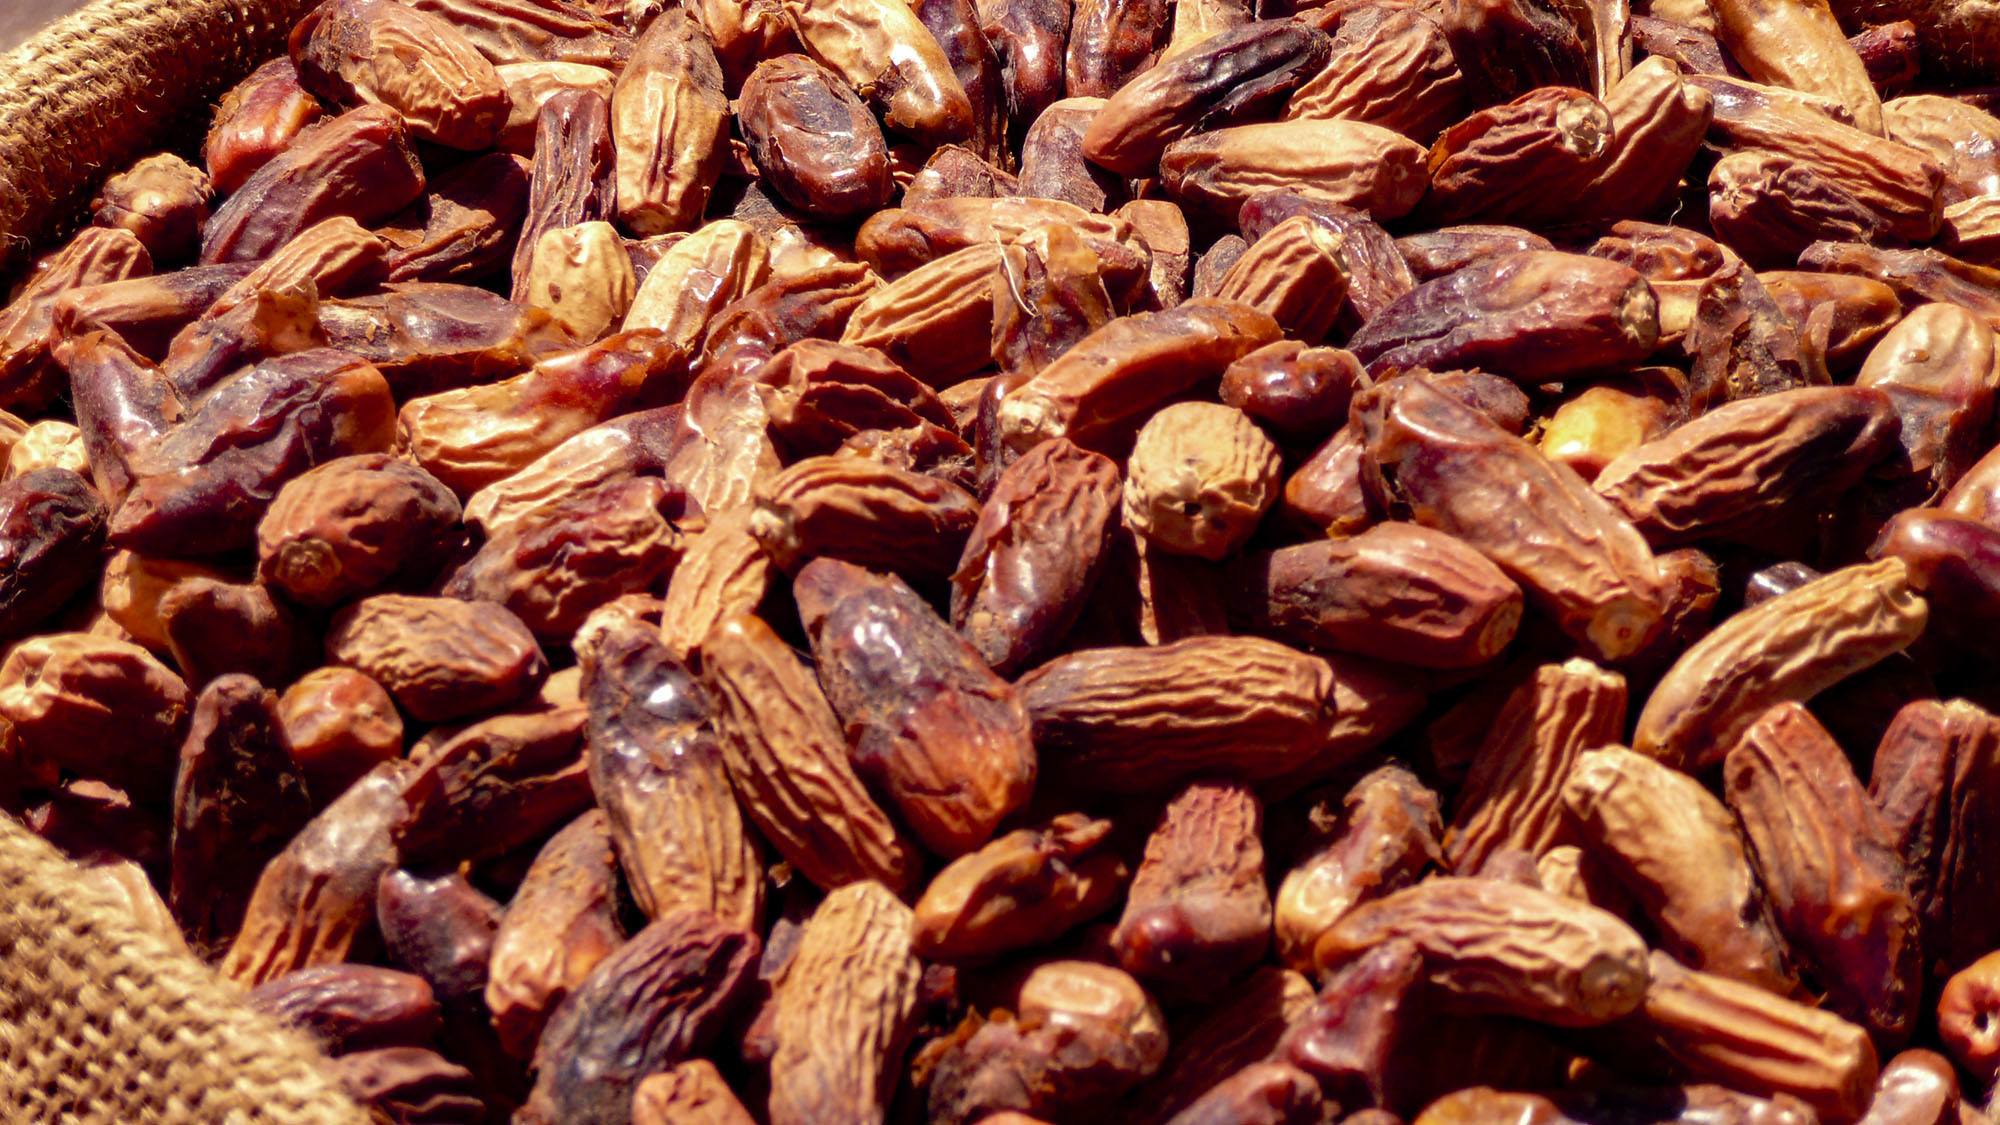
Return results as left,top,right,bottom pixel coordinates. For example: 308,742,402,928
0,0,319,279
0,812,368,1123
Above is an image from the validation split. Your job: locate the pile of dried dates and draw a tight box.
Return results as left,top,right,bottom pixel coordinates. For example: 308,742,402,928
8,0,2000,1118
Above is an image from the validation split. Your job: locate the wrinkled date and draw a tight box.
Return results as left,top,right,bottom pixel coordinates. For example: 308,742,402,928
256,453,462,608
996,298,1278,455
1082,21,1331,176
1019,634,1412,791
612,13,729,236
695,613,920,893
1348,250,1658,381
1313,876,1651,1027
327,594,548,723
951,437,1120,675
928,959,1165,1122
1356,377,1671,661
1274,765,1441,973
794,558,1035,856
739,54,893,220
1448,659,1623,874
768,882,924,1125
1110,779,1270,991
291,0,509,151
248,964,442,1053
1636,558,1927,771
170,675,315,952
1724,702,1921,1039
912,812,1126,961
1562,745,1797,995
222,760,431,988
583,616,762,929
201,106,425,265
1228,522,1522,669
0,469,108,641
1592,385,1901,547
485,811,626,1058
521,910,759,1125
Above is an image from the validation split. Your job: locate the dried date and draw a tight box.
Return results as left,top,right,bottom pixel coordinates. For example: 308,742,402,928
1724,702,1920,1039
327,594,547,723
170,675,314,952
1229,523,1521,670
521,910,759,1125
485,812,625,1058
794,558,1035,856
1111,779,1270,990
1356,377,1670,661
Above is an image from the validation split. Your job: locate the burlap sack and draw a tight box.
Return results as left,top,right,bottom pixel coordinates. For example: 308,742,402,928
0,1,368,1117
0,815,368,1122
0,0,318,278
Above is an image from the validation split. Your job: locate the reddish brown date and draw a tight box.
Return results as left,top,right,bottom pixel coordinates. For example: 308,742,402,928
1111,779,1271,992
326,594,548,723
1228,522,1522,669
1065,0,1170,99
486,811,626,1059
795,558,1036,857
950,437,1121,676
375,867,502,1004
1082,21,1332,176
1355,377,1670,662
256,453,463,608
201,106,425,265
1725,702,1921,1039
738,55,894,221
170,675,314,952
248,964,442,1053
0,468,108,642
1348,251,1658,382
205,58,326,197
520,910,759,1125
1218,341,1366,442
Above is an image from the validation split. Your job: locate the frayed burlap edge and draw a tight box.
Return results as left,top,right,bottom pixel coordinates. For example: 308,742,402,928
0,813,368,1123
0,0,320,281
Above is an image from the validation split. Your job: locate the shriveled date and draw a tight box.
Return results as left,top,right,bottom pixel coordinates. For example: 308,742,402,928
1561,746,1796,994
1447,660,1624,875
768,882,924,1125
1592,385,1901,546
1313,876,1651,1027
1356,377,1670,662
695,614,918,893
913,813,1127,961
1081,21,1332,176
583,617,761,930
0,468,108,642
1724,702,1920,1039
1229,522,1521,669
750,455,979,583
996,298,1279,456
1348,251,1658,381
794,559,1035,857
1160,119,1429,222
1020,635,1420,792
739,54,894,220
1111,779,1270,991
1635,558,1927,770
327,594,547,723
782,0,974,141
521,909,759,1125
290,0,508,150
